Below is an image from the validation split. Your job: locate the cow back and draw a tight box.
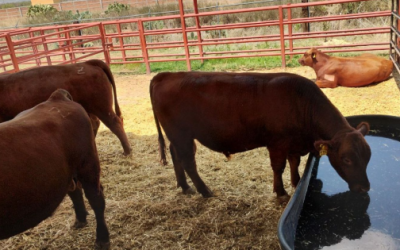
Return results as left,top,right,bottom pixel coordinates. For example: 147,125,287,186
151,72,345,154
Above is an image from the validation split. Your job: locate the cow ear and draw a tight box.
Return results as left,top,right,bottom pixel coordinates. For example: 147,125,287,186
314,140,331,157
356,122,370,136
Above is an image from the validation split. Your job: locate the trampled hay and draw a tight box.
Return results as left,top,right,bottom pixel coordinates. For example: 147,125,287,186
1,66,400,249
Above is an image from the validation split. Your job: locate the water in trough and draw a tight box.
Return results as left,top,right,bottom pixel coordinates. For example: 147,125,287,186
295,135,400,250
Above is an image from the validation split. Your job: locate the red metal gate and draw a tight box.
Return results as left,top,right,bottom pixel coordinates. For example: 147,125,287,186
0,0,393,74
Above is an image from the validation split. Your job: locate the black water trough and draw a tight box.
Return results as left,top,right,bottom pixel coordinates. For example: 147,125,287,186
278,115,400,250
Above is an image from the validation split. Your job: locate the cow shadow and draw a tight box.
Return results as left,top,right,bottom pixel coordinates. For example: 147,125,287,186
294,178,371,250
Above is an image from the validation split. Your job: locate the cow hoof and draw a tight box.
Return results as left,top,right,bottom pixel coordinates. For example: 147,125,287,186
183,187,196,195
73,220,88,229
95,241,110,250
201,187,214,198
277,194,291,205
123,149,132,156
202,192,214,198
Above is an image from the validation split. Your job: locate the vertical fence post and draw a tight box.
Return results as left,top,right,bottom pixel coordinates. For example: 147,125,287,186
0,55,7,72
57,28,67,62
65,27,76,63
390,0,394,62
398,0,400,48
0,54,5,72
178,0,191,71
397,0,400,67
40,30,52,66
29,31,41,67
193,0,204,63
5,34,19,73
287,5,293,59
117,23,127,62
99,23,111,65
138,19,151,74
278,6,286,68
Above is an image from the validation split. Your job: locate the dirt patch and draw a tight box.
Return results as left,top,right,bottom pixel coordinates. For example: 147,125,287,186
2,66,400,250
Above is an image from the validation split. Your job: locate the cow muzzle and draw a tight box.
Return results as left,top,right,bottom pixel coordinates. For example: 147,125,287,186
349,182,370,193
298,58,305,66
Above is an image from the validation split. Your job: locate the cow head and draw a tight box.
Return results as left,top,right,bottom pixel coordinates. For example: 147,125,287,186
298,48,320,66
314,122,371,193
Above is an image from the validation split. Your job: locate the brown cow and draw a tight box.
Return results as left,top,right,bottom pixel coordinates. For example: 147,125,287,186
298,48,393,88
0,89,109,249
0,59,131,155
150,72,371,202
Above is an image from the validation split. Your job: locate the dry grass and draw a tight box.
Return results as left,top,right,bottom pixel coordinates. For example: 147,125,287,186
1,66,400,250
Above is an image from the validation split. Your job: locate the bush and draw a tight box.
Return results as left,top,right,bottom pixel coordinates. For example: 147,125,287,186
53,10,92,22
27,4,58,21
105,2,131,16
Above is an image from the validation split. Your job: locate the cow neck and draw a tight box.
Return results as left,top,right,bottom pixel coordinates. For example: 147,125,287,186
309,98,354,141
313,52,331,73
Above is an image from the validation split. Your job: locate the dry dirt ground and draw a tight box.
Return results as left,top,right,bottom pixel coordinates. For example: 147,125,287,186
2,66,400,250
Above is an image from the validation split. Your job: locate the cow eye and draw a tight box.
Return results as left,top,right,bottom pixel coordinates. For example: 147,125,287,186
342,157,352,165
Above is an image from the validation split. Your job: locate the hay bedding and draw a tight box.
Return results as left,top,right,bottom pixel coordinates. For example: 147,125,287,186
2,66,400,250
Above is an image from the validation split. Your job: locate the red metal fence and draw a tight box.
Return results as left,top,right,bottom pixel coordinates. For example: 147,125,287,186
391,0,400,73
0,0,178,19
0,0,394,74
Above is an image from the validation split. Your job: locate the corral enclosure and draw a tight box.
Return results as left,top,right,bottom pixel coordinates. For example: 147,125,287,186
1,66,400,250
0,0,393,74
0,0,400,249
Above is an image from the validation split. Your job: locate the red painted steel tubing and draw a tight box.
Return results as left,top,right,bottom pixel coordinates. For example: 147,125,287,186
0,0,396,74
138,19,151,74
4,34,19,72
178,0,191,71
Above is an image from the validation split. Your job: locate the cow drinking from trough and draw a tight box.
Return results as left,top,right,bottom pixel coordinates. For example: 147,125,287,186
298,48,393,88
0,59,131,155
0,89,109,249
150,72,371,202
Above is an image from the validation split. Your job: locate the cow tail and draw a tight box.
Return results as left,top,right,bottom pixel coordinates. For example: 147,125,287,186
150,79,167,166
87,60,122,118
103,63,122,118
154,113,168,166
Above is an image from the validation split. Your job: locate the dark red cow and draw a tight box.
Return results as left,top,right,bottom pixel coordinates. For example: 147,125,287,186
150,72,371,202
298,48,393,88
0,59,131,155
0,89,109,249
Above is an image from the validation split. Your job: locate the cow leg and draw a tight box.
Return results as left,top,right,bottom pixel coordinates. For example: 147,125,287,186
68,185,89,228
173,140,213,197
97,113,131,156
170,144,195,195
288,154,301,188
81,182,110,250
88,114,101,136
268,148,290,203
315,79,338,88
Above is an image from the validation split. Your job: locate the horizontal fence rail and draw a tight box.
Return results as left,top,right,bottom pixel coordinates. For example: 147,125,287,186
0,0,393,74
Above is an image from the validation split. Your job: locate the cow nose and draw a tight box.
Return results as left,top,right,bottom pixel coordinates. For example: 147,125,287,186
350,183,370,193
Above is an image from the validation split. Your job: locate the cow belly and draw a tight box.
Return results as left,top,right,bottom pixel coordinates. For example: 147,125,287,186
0,151,70,239
195,133,264,154
160,114,267,154
0,185,67,240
